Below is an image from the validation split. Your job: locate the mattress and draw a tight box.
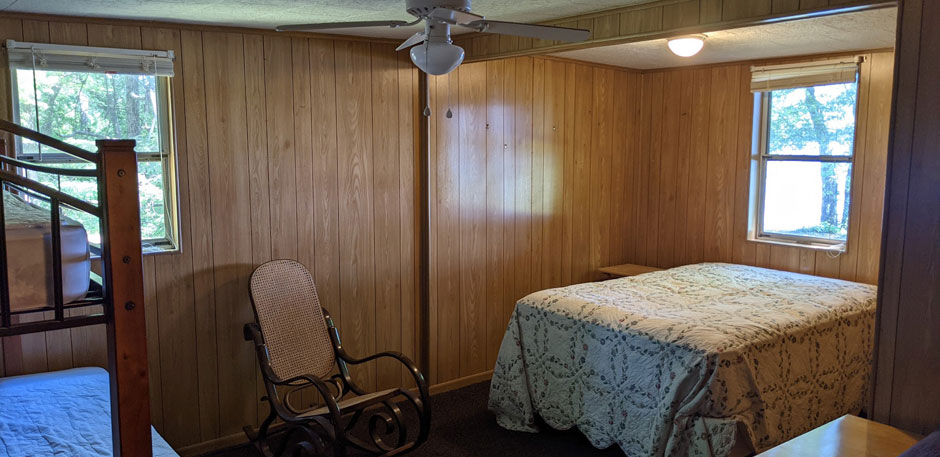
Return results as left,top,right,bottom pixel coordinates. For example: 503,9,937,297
3,192,91,311
489,263,877,457
0,367,177,457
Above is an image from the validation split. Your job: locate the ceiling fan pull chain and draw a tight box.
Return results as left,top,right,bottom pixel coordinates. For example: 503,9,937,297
424,70,432,117
446,71,454,119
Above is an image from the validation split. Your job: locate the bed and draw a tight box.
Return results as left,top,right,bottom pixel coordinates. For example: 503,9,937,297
488,263,877,457
1,120,155,454
3,191,91,311
0,367,177,456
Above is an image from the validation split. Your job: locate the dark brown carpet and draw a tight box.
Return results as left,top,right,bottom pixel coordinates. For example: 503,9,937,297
201,381,624,457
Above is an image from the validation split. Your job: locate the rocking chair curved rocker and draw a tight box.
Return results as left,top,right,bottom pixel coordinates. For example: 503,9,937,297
243,259,431,457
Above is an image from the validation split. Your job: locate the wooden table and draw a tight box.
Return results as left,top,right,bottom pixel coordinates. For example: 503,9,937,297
758,415,920,457
598,263,663,278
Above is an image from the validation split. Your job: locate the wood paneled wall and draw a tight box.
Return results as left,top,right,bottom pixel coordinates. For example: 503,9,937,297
424,50,893,384
0,16,419,452
0,12,895,454
873,0,940,435
628,51,894,283
426,58,640,384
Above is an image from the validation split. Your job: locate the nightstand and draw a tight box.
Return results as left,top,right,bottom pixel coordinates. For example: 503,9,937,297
598,263,662,278
757,415,920,457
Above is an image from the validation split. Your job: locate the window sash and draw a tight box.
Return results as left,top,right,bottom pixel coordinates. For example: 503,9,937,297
9,71,173,161
762,89,855,160
754,91,856,248
8,70,180,252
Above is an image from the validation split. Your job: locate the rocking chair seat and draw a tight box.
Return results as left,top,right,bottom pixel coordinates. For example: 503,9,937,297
299,388,401,419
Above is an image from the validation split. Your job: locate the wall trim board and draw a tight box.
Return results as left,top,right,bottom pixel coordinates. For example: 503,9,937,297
428,370,493,396
536,55,644,73
0,11,399,44
556,47,897,75
176,371,497,456
627,47,896,74
176,431,247,457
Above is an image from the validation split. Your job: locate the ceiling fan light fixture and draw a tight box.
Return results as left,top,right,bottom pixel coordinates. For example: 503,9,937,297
278,0,589,75
667,34,706,57
410,39,465,75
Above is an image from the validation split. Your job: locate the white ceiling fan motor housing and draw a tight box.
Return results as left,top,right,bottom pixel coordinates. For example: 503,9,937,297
406,0,473,18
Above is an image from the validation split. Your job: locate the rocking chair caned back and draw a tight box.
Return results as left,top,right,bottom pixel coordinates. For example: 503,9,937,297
249,259,335,380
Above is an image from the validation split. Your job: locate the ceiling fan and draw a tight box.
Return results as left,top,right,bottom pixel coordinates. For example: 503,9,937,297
276,0,590,75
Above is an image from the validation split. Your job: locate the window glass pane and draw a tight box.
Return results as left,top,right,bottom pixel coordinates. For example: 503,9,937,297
138,161,167,241
25,162,167,243
13,67,176,249
14,68,162,153
767,82,857,156
762,160,851,241
14,69,39,156
26,163,100,244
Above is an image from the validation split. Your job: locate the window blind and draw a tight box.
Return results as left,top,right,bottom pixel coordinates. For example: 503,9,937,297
5,40,174,76
750,57,861,92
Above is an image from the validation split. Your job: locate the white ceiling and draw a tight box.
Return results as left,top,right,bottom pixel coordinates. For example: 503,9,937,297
552,7,897,70
0,0,656,39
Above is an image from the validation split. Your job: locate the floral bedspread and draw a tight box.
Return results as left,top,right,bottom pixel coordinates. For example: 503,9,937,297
488,263,876,457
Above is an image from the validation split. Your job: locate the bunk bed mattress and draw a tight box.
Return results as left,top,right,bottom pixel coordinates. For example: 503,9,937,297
0,367,177,456
488,263,877,457
4,192,91,311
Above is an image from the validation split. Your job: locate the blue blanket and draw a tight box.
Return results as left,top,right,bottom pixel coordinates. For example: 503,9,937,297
900,429,940,457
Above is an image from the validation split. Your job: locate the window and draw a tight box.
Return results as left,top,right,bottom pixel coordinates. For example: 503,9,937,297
750,58,861,249
6,40,179,253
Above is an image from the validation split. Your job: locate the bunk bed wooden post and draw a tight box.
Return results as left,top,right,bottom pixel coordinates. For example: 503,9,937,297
96,139,152,457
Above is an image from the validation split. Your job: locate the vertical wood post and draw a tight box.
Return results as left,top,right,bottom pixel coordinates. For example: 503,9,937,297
417,71,431,379
872,0,940,434
97,139,152,457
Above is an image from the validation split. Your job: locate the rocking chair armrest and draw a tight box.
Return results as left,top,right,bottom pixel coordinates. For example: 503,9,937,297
336,349,429,400
274,374,343,421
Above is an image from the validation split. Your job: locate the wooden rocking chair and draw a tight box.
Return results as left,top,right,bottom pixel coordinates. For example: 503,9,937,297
243,259,431,457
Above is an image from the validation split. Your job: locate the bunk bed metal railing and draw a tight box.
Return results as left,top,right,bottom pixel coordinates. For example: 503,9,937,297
0,123,108,335
0,153,108,334
0,119,153,456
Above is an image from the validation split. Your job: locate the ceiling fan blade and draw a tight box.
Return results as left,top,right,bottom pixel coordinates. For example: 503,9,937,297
396,32,428,51
429,7,484,25
466,20,590,42
276,20,409,32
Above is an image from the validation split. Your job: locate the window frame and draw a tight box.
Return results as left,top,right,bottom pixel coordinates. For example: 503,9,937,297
8,68,181,255
751,82,860,250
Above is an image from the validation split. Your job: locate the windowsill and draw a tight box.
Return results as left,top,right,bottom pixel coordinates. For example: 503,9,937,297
748,236,846,253
142,243,180,256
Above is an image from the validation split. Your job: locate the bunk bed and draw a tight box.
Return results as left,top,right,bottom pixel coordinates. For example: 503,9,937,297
0,119,169,456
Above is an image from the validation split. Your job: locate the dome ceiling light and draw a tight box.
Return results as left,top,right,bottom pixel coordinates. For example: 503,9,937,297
667,34,707,57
